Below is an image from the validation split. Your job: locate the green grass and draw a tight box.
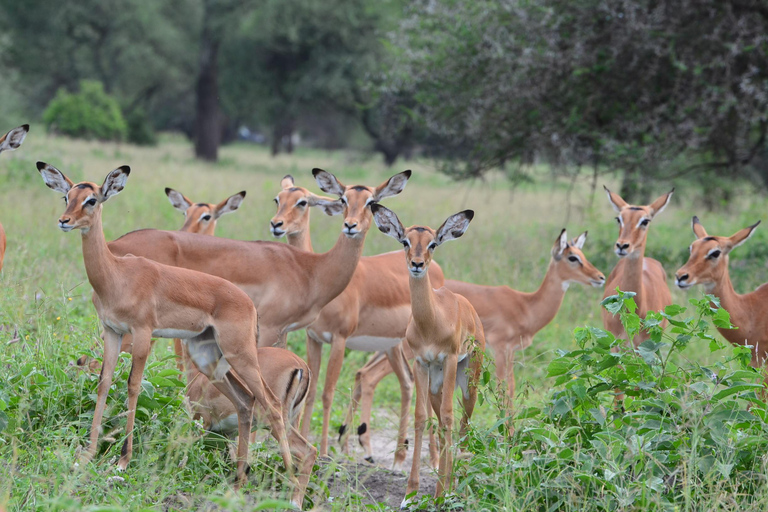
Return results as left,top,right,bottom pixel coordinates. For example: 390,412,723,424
2,133,768,510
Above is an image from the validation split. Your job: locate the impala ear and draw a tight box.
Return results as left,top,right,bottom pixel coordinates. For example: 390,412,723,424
723,220,760,254
551,229,568,260
573,231,588,249
648,188,674,218
373,170,412,201
370,203,405,242
214,191,246,219
691,216,708,239
37,161,73,194
101,166,131,201
0,124,29,152
312,168,346,197
165,188,193,212
308,195,344,216
280,174,295,190
603,185,627,213
436,210,474,245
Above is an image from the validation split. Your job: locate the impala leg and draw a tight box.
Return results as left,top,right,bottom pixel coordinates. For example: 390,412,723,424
459,349,483,441
493,342,516,403
301,334,323,442
385,343,414,471
427,403,438,469
435,354,458,498
82,327,122,464
340,351,389,459
319,335,346,457
339,353,368,454
117,329,152,471
402,361,429,509
288,425,318,507
173,338,185,373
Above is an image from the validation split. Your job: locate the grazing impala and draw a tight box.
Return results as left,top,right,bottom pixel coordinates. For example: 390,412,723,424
371,204,485,507
603,187,674,345
106,169,411,349
36,163,314,507
675,217,767,375
271,175,441,469
0,124,29,273
341,230,605,441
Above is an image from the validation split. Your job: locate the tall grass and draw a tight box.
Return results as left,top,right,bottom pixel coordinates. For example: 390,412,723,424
1,134,767,510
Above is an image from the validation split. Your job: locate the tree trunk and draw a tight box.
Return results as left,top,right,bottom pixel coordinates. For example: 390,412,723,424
195,24,220,162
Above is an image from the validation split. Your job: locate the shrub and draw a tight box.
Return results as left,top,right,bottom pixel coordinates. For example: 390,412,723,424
43,80,127,141
125,107,157,146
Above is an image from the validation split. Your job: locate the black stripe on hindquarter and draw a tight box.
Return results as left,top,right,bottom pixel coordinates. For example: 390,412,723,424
286,368,299,399
294,369,309,407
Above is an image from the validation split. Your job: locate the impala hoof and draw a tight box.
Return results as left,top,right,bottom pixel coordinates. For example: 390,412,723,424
364,456,375,464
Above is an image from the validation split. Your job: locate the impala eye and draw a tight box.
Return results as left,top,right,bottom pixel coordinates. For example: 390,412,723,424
85,198,97,206
428,242,438,251
568,255,580,263
640,218,650,227
615,217,620,224
201,214,212,221
62,196,68,205
273,197,279,205
296,200,308,207
708,249,722,259
340,196,347,205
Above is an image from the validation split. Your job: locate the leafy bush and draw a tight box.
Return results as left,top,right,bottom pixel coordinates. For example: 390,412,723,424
448,291,768,511
125,107,157,146
43,80,127,141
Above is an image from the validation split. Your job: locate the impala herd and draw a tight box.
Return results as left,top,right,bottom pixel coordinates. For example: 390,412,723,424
1,124,767,509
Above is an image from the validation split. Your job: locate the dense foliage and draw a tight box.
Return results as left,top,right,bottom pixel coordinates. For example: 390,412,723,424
43,81,128,142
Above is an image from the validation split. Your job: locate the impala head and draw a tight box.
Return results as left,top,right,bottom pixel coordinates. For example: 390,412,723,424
312,168,412,238
37,162,130,233
0,124,29,154
675,216,761,291
604,186,674,258
552,229,605,288
270,174,343,237
165,187,246,235
371,204,474,278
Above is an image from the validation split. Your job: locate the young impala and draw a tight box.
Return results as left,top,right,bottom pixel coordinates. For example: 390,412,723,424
371,204,485,507
271,175,441,469
0,124,29,273
340,230,605,443
36,163,314,508
675,217,767,376
106,169,411,349
603,187,674,345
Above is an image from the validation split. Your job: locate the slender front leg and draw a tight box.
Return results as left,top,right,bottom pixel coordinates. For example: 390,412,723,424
460,348,483,440
288,425,319,508
300,334,323,441
436,354,458,497
82,326,122,464
493,342,516,402
320,335,347,457
385,344,414,471
117,328,152,471
339,351,389,458
173,338,185,373
402,360,429,509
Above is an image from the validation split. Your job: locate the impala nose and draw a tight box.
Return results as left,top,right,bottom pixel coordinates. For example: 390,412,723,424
616,242,629,252
271,220,283,229
675,273,690,288
344,221,358,230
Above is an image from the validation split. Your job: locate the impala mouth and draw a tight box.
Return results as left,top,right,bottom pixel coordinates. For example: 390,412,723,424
343,228,361,237
409,268,426,278
676,279,694,289
271,228,286,238
615,248,628,257
591,278,606,288
58,222,74,232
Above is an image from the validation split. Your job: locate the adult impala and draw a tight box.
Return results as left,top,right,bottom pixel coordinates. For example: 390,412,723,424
371,204,485,507
340,230,605,445
603,187,674,345
0,124,29,273
37,163,313,507
106,169,411,349
271,175,441,469
675,217,767,374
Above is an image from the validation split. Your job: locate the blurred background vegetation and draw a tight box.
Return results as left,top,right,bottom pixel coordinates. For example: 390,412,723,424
0,0,767,201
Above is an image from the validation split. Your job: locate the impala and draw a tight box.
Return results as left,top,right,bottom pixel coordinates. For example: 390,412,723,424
603,187,674,345
0,124,29,273
271,175,441,469
36,163,314,507
371,204,485,507
340,230,605,444
675,217,767,374
106,169,411,349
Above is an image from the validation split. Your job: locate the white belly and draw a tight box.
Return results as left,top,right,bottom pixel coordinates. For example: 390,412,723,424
345,336,402,352
103,318,130,335
210,413,239,435
152,328,204,339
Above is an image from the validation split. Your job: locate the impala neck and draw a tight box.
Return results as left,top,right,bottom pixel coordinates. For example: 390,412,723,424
287,213,313,252
525,259,569,334
709,260,740,315
409,271,438,330
313,230,366,303
619,244,647,301
80,210,118,297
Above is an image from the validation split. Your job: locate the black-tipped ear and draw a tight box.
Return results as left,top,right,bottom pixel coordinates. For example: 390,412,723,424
313,168,345,197
374,170,412,201
281,175,295,190
37,161,74,194
101,165,130,201
370,203,406,241
436,209,474,245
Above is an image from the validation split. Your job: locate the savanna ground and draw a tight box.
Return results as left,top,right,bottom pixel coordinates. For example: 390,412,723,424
1,134,768,511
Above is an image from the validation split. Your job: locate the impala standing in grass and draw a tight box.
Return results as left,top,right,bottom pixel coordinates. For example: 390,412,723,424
37,163,314,508
371,204,485,507
675,217,768,377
